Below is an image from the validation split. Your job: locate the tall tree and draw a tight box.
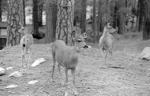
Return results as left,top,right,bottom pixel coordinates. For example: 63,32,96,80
74,0,80,26
33,0,39,35
142,0,150,40
80,0,87,33
56,0,74,45
117,0,127,34
0,0,2,22
7,0,22,46
20,0,25,26
113,1,119,28
93,0,97,42
38,0,43,26
46,0,57,43
97,0,103,33
137,0,144,32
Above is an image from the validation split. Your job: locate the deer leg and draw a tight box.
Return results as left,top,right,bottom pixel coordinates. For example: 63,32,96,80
28,47,32,68
71,68,76,86
65,68,69,85
64,68,69,96
22,48,25,68
71,68,75,85
100,48,104,57
58,64,63,80
104,52,108,65
58,64,64,85
109,50,113,56
52,52,56,82
24,48,29,68
71,68,78,95
52,63,56,82
26,49,29,68
110,44,113,56
22,54,25,68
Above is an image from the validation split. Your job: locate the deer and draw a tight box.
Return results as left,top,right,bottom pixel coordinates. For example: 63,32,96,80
51,40,79,87
19,26,34,68
99,22,118,65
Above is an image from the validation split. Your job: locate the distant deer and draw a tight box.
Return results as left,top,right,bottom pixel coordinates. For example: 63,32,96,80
51,40,79,86
99,22,118,65
19,26,34,68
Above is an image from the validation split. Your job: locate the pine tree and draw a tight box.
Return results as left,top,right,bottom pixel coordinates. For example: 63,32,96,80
45,0,57,43
7,0,23,46
56,0,74,45
80,0,87,33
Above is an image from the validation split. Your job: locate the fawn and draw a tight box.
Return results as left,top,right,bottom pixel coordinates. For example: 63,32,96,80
19,26,34,68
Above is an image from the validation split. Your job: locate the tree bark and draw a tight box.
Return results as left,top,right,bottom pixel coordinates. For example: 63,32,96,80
56,0,74,45
20,0,25,26
117,0,126,34
113,1,118,28
143,18,150,40
38,2,43,26
93,0,97,42
46,0,57,43
80,0,86,33
97,0,103,33
7,0,22,46
33,0,39,34
137,0,144,32
142,0,150,40
0,0,2,22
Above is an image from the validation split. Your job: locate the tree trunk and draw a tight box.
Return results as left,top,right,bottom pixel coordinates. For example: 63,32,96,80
46,0,57,43
80,0,86,33
0,0,2,22
142,0,150,40
33,0,39,34
143,18,150,40
117,0,126,34
7,0,22,46
20,0,25,26
137,0,141,31
137,0,144,32
125,0,127,8
38,2,43,26
97,0,103,34
93,0,97,42
113,2,118,28
56,0,74,45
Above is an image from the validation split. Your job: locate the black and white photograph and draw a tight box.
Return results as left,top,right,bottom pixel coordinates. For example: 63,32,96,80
0,0,150,96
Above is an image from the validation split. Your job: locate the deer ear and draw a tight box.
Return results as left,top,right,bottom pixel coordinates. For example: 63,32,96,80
22,26,25,30
18,26,25,35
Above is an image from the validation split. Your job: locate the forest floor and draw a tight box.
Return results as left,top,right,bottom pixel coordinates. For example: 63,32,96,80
0,32,150,96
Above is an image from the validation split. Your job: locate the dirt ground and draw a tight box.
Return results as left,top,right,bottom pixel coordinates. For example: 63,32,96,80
0,36,150,96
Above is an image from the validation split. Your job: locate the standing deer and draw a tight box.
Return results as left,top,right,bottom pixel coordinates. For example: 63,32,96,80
51,40,79,86
19,26,34,68
99,22,118,65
